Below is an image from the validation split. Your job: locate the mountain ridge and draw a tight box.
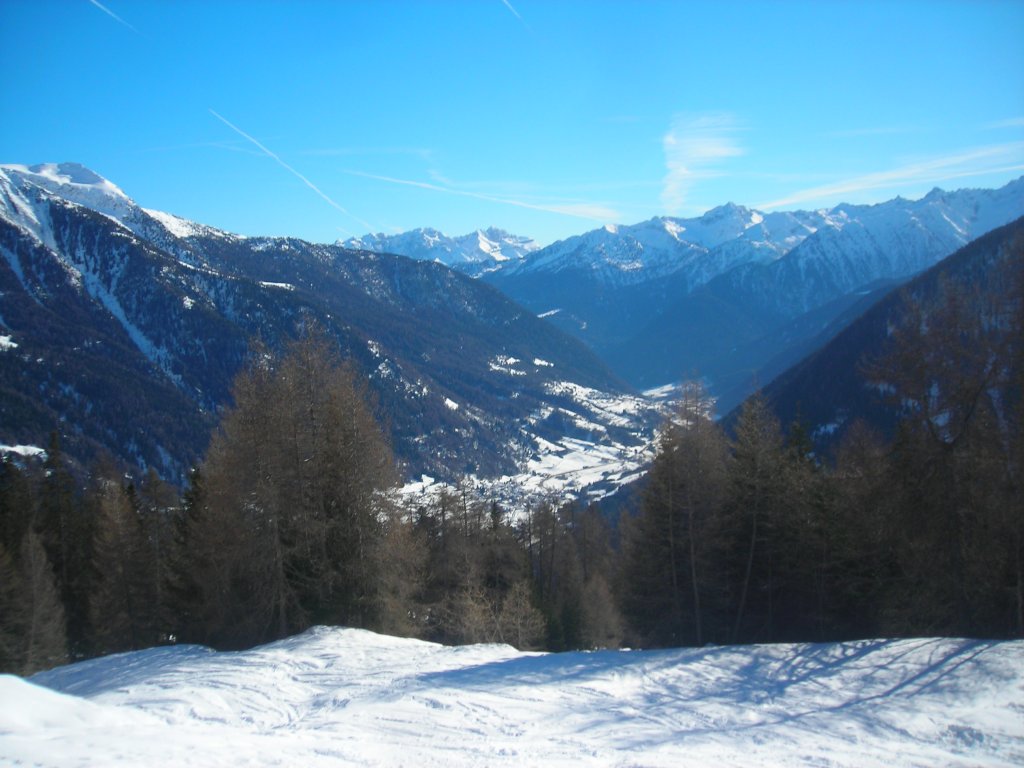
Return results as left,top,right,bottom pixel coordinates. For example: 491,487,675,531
341,226,539,277
0,163,659,498
748,215,1024,451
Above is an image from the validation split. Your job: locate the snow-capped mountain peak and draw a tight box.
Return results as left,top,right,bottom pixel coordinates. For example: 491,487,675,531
1,162,132,223
0,163,243,254
341,227,539,276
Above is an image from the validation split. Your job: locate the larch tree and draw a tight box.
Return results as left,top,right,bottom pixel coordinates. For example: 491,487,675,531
191,329,401,648
17,531,68,674
726,392,790,643
864,254,1023,636
624,382,730,647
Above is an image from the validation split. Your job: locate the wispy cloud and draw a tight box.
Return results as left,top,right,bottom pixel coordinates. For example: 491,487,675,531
134,139,269,158
985,117,1024,130
661,113,744,215
345,170,620,223
209,109,373,231
299,146,436,162
87,0,140,34
827,124,922,139
758,142,1024,209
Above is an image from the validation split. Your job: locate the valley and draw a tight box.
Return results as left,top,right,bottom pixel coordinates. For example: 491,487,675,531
2,163,1022,502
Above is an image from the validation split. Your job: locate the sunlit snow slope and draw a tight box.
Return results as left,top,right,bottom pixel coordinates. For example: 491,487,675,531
3,627,1022,767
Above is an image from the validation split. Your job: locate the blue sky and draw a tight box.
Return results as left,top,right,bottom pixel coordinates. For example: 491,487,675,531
2,1,1022,246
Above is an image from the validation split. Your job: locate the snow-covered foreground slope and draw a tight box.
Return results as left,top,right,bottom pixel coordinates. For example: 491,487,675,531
3,628,1021,767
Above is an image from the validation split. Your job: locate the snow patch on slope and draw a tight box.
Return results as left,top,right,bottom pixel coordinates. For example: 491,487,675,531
1,163,133,224
7,627,1022,767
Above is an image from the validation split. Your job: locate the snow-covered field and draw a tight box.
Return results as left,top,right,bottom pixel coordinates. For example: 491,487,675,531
3,627,1021,767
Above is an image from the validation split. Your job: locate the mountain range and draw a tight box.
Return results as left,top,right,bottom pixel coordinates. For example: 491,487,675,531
2,162,1022,500
353,180,1023,412
0,163,659,494
342,227,539,277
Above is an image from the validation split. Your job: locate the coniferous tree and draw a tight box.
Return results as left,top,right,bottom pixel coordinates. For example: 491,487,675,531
725,392,794,643
37,433,92,651
17,531,68,674
89,469,152,653
0,542,25,672
623,382,730,646
136,468,177,642
163,467,211,644
864,271,1022,636
0,457,33,555
193,329,400,647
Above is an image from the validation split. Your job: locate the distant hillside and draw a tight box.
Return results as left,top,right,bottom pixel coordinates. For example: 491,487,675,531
480,179,1023,410
751,216,1024,452
0,163,656,486
342,227,539,277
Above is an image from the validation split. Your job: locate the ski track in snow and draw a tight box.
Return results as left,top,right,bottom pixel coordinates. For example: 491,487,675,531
2,627,1022,767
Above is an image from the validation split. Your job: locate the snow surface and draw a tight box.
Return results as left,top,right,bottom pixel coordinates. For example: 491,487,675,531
0,444,46,459
4,627,1021,767
400,380,667,512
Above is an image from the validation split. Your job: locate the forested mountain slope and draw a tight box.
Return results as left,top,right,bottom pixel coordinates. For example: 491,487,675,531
0,163,653,484
479,179,1023,408
754,215,1024,452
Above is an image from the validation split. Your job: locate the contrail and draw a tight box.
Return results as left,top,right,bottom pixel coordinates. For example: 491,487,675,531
499,0,532,33
757,142,1024,209
346,169,618,223
88,0,140,34
500,0,524,21
209,109,373,232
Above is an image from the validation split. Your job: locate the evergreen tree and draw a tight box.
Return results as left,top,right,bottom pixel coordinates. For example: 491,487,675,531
37,433,92,651
163,467,211,644
0,457,33,555
89,470,152,653
0,542,25,672
864,270,1022,636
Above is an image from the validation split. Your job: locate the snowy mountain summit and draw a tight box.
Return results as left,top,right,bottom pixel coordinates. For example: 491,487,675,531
342,227,539,276
0,162,236,249
501,179,1024,293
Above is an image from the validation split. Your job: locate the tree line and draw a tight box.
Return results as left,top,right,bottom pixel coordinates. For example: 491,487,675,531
2,277,1021,674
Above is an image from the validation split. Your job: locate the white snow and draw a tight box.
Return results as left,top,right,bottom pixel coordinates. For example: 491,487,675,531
488,355,527,376
403,381,665,511
443,397,459,411
4,627,1022,767
143,208,208,239
0,444,46,459
258,281,296,290
0,335,17,351
341,227,539,275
